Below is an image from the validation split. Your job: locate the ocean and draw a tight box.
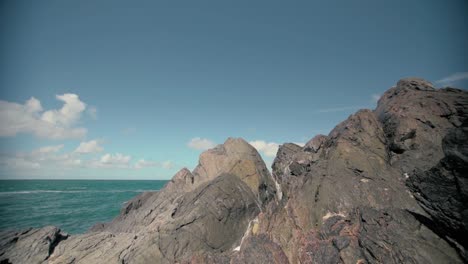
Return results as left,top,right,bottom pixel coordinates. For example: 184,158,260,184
0,180,168,234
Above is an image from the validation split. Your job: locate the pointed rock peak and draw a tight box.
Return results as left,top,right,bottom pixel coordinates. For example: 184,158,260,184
304,134,328,153
396,77,435,91
172,168,193,181
166,167,194,191
222,137,257,154
192,137,275,203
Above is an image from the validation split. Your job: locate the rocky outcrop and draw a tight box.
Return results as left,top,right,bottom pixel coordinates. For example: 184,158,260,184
0,226,68,264
292,207,462,264
407,123,468,260
25,137,274,264
253,78,467,263
1,78,467,264
375,78,467,172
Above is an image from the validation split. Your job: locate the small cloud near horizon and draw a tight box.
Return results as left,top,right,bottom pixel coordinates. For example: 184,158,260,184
74,140,104,154
187,137,217,150
249,140,279,157
135,159,174,170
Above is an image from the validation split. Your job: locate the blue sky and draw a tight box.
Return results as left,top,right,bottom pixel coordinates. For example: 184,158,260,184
1,0,467,179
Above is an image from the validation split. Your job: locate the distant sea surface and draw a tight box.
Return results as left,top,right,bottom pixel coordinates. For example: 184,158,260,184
0,180,168,234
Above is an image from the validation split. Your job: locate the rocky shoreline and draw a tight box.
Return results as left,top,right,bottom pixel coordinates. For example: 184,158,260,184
1,78,467,263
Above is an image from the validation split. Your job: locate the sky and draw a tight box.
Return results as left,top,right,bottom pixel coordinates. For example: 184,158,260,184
0,0,467,180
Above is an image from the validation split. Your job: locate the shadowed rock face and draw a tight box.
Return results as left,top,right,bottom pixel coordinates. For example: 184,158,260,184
407,123,468,259
1,78,467,264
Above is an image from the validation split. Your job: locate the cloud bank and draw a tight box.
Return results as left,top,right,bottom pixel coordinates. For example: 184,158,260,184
0,94,89,139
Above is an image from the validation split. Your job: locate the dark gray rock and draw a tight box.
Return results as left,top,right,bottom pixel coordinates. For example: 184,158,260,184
407,123,468,260
375,79,468,173
254,78,467,263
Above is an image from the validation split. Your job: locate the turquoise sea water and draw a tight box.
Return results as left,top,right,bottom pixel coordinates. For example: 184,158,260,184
0,180,168,234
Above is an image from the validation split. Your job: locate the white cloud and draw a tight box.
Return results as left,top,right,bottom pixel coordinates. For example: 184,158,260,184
249,140,305,158
436,72,468,85
161,160,174,169
134,159,157,169
1,143,173,174
135,159,174,170
34,144,64,154
25,97,43,112
187,137,217,150
0,144,80,171
0,94,88,139
100,153,131,165
74,140,103,154
41,94,86,126
0,156,41,170
249,140,280,157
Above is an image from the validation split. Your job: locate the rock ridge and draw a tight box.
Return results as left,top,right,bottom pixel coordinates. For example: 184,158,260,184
1,78,467,263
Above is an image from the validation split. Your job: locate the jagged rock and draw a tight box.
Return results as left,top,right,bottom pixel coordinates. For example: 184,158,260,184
1,78,467,264
0,226,68,264
231,234,289,264
47,138,274,263
375,78,468,173
396,77,435,91
137,174,260,262
252,79,467,263
304,134,327,153
48,232,137,264
294,207,462,264
407,123,468,260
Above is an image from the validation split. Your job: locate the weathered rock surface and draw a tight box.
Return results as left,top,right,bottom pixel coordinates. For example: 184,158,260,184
1,78,467,264
407,122,468,260
255,78,467,263
30,138,274,264
293,207,462,264
0,226,68,264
